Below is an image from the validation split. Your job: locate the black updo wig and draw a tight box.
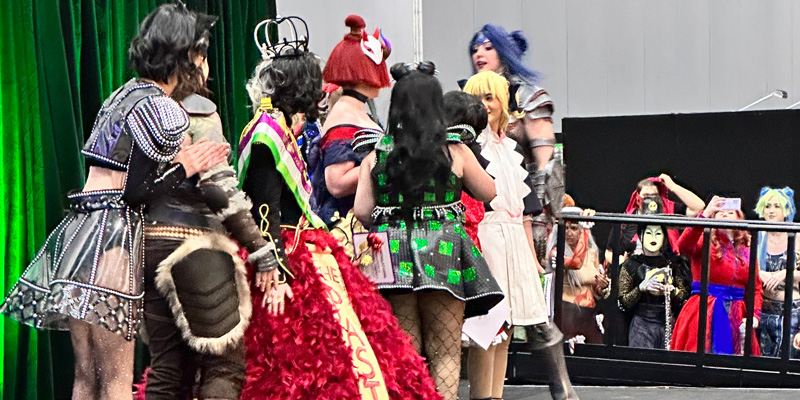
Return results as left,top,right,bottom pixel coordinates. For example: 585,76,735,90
247,50,324,123
443,91,488,133
128,3,217,100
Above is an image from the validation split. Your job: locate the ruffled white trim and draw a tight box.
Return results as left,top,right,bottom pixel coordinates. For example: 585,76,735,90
477,128,530,215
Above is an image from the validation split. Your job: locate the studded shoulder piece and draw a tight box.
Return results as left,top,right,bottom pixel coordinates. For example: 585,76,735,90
126,95,190,163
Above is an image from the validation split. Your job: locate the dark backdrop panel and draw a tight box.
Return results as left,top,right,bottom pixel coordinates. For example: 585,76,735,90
564,109,800,254
673,111,800,211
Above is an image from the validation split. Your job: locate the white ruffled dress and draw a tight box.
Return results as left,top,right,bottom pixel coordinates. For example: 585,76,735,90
476,128,549,326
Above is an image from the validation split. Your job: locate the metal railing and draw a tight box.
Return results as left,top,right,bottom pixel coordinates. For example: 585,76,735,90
517,212,800,386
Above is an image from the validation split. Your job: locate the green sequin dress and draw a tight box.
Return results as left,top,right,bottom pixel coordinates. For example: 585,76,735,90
370,136,504,318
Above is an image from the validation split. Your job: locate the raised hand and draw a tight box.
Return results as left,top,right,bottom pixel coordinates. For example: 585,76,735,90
702,195,725,218
174,138,230,177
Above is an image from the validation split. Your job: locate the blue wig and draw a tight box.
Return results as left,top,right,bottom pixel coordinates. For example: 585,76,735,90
469,24,541,84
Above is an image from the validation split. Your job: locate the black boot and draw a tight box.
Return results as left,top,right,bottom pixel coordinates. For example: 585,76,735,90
523,323,578,400
537,343,578,400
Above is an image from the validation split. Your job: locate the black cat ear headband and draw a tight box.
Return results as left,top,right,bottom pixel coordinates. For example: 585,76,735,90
389,61,437,81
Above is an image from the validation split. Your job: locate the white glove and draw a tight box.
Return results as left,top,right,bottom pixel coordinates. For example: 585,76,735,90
639,275,665,294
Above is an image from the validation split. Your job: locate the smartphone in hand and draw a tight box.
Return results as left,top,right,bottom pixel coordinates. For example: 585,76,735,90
719,197,741,211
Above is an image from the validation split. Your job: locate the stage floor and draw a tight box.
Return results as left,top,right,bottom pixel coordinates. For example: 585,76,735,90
457,382,800,399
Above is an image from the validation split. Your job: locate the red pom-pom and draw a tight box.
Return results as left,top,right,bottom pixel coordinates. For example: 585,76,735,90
345,14,366,30
323,15,391,88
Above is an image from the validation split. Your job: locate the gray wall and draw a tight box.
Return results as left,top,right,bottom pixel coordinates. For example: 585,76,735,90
277,0,800,132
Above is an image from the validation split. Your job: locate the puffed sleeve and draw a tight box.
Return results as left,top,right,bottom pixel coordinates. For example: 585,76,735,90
122,96,190,207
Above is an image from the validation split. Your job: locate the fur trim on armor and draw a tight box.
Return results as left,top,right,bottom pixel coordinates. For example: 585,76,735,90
155,232,252,355
218,191,252,220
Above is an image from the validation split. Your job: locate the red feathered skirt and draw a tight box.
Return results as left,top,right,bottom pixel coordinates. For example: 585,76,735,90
241,227,442,400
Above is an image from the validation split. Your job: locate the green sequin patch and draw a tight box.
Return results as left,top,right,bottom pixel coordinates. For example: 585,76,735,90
412,238,428,250
399,220,407,230
463,267,477,282
425,264,435,278
454,223,468,238
377,173,387,186
447,269,461,284
445,191,455,202
381,136,393,146
429,220,442,230
439,241,453,256
471,245,482,258
378,151,388,163
445,212,456,221
379,193,389,204
423,209,434,219
424,192,436,202
449,175,457,185
390,239,399,253
428,179,436,187
398,194,404,203
399,262,413,276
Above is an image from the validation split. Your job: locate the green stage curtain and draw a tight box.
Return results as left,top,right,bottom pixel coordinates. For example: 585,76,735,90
0,1,275,399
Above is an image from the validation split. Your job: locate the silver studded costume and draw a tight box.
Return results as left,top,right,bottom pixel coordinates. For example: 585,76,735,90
0,78,190,340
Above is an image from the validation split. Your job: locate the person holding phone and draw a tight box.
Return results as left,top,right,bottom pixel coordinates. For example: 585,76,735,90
670,196,763,355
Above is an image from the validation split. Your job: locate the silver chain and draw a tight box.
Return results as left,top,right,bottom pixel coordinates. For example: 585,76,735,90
664,266,673,350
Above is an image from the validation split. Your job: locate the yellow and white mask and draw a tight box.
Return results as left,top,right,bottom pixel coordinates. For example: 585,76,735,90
642,225,665,254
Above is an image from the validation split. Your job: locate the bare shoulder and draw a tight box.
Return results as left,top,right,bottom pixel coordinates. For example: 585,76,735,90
322,102,380,133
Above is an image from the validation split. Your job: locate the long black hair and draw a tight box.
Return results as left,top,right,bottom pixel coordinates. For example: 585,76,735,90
384,63,451,199
128,3,217,100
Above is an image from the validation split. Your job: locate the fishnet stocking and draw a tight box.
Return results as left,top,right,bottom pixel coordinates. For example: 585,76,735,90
386,293,423,353
69,317,135,400
419,291,465,400
70,318,97,399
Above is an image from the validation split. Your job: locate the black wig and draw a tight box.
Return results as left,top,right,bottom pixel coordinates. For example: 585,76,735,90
383,67,451,199
128,3,217,100
443,91,488,134
247,50,324,122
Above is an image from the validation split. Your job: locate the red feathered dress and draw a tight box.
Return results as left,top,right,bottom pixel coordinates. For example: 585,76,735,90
669,223,762,355
241,229,441,400
238,109,440,400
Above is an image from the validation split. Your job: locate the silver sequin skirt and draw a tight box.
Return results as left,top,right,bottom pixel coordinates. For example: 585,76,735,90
0,190,143,340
